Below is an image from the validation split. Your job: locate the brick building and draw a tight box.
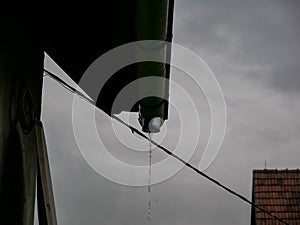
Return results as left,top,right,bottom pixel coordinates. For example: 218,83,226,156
251,169,300,225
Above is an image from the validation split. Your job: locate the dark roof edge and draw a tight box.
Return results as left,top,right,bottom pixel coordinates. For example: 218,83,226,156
252,168,300,173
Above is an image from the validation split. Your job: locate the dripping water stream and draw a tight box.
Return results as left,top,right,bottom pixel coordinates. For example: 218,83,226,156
147,132,152,221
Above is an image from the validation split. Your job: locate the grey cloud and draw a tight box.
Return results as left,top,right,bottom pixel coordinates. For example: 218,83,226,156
174,0,300,93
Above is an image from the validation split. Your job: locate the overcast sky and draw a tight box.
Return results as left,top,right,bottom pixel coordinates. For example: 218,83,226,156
38,0,300,224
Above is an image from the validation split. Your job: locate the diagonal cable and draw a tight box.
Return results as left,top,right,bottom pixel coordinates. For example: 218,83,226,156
44,69,290,225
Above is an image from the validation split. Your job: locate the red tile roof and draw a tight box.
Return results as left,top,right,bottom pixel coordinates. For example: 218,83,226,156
251,169,300,225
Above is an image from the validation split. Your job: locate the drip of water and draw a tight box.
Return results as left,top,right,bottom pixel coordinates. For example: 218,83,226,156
147,132,152,221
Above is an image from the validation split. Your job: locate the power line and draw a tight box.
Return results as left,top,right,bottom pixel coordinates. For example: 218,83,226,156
43,70,94,105
113,115,289,225
44,69,289,225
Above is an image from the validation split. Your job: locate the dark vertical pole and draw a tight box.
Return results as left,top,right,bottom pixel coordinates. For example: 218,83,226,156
35,121,58,225
164,0,175,121
37,165,48,225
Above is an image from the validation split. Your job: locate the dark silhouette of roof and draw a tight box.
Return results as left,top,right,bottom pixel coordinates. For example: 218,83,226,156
251,169,300,225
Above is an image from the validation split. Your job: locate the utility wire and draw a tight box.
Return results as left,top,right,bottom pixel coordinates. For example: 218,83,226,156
113,116,289,225
43,70,94,105
44,69,289,225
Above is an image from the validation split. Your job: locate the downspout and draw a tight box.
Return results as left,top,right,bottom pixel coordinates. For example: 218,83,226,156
135,0,175,133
